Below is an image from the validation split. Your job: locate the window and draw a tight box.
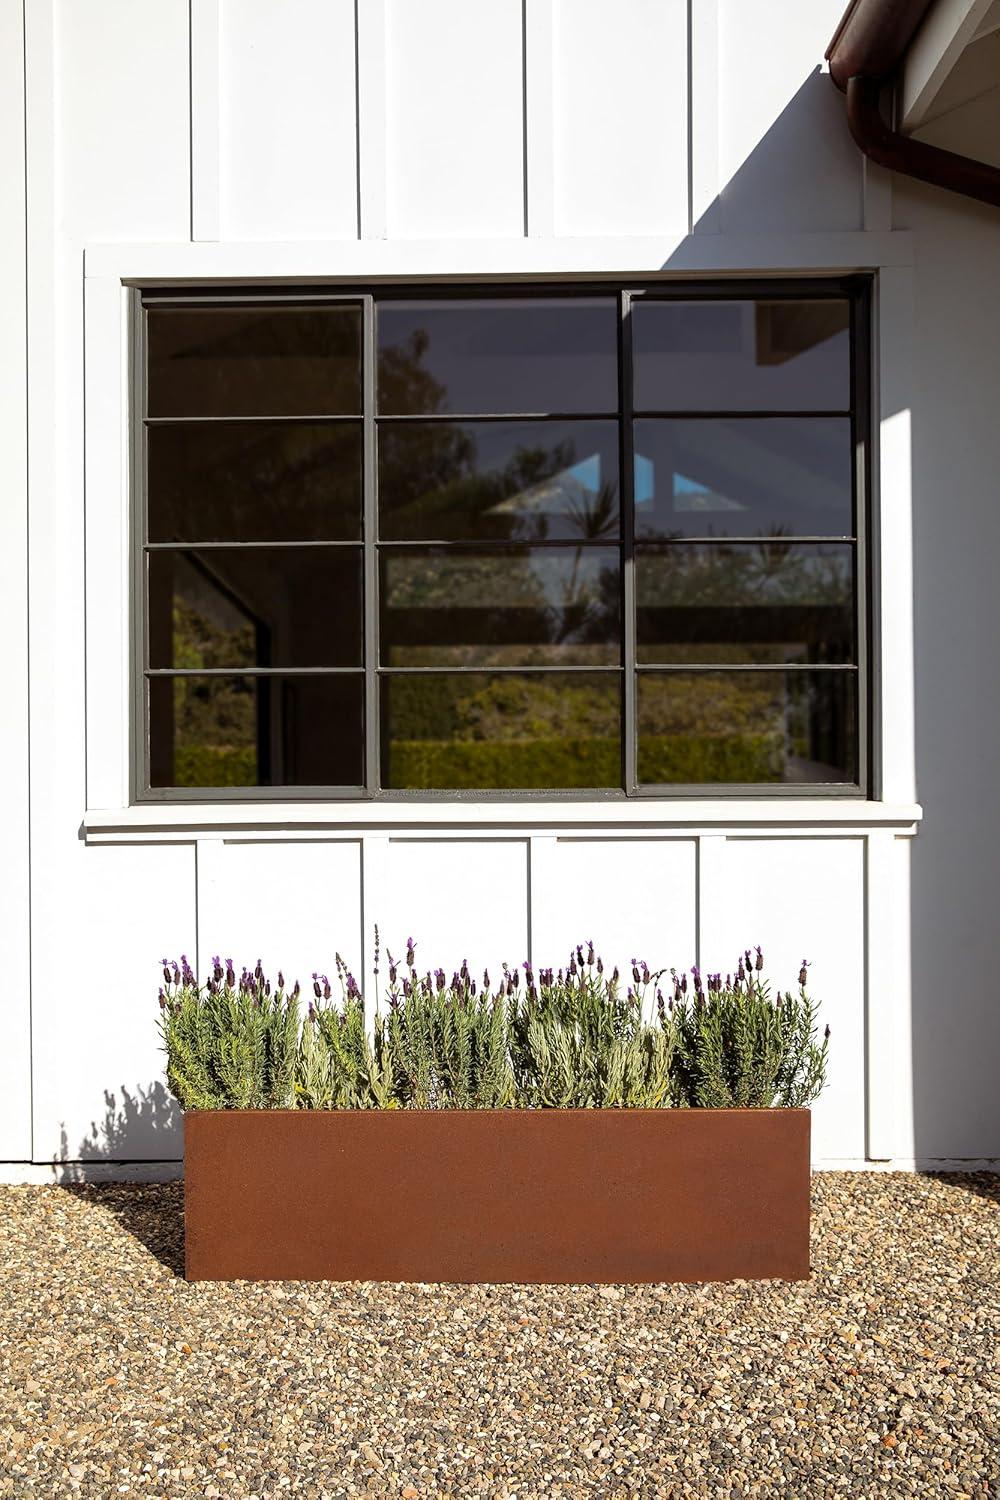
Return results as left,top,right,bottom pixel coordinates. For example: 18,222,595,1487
134,281,869,799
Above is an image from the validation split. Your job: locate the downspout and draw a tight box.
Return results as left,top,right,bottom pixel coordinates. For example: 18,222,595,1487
827,0,1000,209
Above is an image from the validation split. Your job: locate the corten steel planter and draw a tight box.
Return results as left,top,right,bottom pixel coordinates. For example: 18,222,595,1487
184,1109,811,1283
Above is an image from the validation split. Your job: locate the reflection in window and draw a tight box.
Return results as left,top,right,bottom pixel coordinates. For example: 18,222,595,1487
147,304,363,418
635,544,854,664
379,420,619,541
381,547,620,667
636,671,856,785
632,299,850,412
139,285,866,796
149,674,364,789
148,422,362,543
381,673,622,789
148,549,363,670
633,418,852,539
377,299,619,415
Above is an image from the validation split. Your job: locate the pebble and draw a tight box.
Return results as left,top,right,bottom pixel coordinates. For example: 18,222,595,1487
0,1173,996,1496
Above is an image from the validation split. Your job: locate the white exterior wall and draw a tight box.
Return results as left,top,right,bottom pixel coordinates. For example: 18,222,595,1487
2,0,993,1176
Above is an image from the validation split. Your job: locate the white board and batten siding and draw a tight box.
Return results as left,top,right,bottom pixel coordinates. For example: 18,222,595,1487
13,0,1000,1179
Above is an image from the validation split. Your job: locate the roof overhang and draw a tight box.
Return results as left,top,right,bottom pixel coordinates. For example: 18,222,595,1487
826,0,1000,207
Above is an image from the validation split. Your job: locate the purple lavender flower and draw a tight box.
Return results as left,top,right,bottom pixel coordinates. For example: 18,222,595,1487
755,945,764,972
226,959,235,987
406,937,415,967
587,940,595,967
799,960,810,988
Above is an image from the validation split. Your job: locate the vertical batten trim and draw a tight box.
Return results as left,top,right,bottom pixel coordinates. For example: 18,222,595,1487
194,837,226,982
0,0,32,1161
189,0,221,241
689,0,721,234
24,0,57,1168
356,0,388,239
527,835,556,965
695,834,727,972
524,0,555,237
361,834,389,1034
874,266,916,804
863,157,892,233
865,830,900,1159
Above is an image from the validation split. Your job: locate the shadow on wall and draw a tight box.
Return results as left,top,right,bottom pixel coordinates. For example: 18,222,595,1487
668,62,1000,1164
56,1083,182,1181
59,66,1000,1175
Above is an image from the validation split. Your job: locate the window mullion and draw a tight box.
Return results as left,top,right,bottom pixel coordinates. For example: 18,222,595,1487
621,290,637,797
363,294,379,797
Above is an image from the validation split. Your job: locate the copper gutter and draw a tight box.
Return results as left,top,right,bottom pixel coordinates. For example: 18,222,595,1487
827,0,1000,209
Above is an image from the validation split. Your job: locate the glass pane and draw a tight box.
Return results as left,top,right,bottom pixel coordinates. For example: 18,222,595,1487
147,304,362,417
377,298,618,415
148,673,364,788
379,420,619,541
636,543,854,665
636,670,857,785
632,300,850,413
634,418,852,539
381,672,622,789
147,422,362,542
148,548,363,669
380,547,621,667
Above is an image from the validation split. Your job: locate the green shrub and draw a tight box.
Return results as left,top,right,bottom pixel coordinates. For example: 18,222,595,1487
668,951,829,1108
158,941,829,1111
157,956,299,1109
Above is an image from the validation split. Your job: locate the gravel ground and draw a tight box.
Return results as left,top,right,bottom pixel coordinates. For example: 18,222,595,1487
0,1174,996,1499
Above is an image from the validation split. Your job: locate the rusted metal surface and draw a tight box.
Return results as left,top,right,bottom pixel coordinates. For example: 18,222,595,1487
826,0,934,92
184,1109,811,1284
846,75,1000,209
826,0,1000,210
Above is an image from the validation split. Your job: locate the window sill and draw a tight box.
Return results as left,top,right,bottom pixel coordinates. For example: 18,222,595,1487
81,799,923,843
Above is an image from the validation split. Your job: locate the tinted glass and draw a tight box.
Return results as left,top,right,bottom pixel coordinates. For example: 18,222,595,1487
377,299,618,415
636,670,857,784
380,547,620,667
148,548,363,669
378,420,619,541
634,418,852,539
147,422,362,542
148,673,364,788
632,300,850,412
635,543,854,664
380,672,622,789
147,304,362,417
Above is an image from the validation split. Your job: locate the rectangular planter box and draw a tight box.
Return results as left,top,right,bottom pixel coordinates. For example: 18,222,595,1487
184,1108,810,1283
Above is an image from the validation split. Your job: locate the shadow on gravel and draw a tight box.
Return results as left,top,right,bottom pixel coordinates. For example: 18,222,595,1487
919,1171,1000,1206
59,1183,186,1278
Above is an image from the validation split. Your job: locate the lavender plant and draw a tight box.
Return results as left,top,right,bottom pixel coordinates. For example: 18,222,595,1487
157,956,300,1110
157,940,829,1110
375,939,516,1108
667,949,829,1108
298,957,395,1109
509,944,675,1107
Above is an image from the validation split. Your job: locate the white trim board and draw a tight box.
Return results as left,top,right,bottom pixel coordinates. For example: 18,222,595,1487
84,230,914,282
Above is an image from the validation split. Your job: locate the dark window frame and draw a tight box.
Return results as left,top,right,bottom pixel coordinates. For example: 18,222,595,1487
130,276,873,803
